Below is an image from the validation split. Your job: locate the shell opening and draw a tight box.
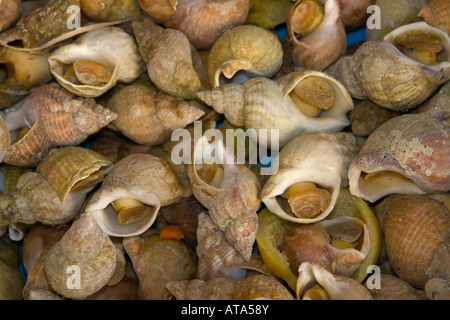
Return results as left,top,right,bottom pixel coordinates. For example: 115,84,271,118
278,182,332,220
110,198,155,226
196,163,224,189
289,76,335,117
218,69,255,87
395,30,444,65
291,0,324,38
301,284,330,300
62,60,113,86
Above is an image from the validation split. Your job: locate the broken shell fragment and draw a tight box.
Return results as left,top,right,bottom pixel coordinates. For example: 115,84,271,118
418,0,450,34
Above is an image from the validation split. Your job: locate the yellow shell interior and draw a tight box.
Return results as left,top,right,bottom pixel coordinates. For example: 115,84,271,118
196,163,224,188
301,284,330,300
63,60,113,86
111,198,154,226
396,30,444,64
289,76,335,117
291,0,324,37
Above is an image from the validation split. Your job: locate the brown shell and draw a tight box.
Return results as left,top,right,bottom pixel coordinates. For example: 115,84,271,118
164,0,250,50
123,229,197,300
287,0,347,71
2,84,117,168
375,194,449,289
107,84,204,146
0,0,21,32
44,212,117,299
419,0,450,34
0,116,10,163
366,274,426,300
233,274,294,300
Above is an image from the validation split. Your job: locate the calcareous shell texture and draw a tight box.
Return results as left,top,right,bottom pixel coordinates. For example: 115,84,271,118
348,114,450,203
48,26,144,98
261,131,360,224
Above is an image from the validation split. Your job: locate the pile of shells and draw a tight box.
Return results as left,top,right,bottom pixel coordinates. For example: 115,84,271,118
0,0,448,301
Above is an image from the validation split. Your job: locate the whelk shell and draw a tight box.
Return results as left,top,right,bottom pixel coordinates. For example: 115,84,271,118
187,136,261,261
131,17,208,100
0,236,25,300
196,69,354,148
80,0,141,22
123,229,197,300
85,153,183,237
0,0,21,32
44,212,117,300
48,27,144,98
348,114,450,203
287,0,347,71
207,24,283,88
375,194,449,289
107,84,204,146
418,0,450,34
296,262,373,300
2,83,117,168
365,274,426,300
261,131,360,224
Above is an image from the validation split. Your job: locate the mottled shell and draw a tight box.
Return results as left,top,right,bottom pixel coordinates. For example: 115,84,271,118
207,24,283,87
85,154,183,237
2,84,117,168
131,17,207,100
283,216,370,278
419,0,450,34
48,27,144,98
296,262,373,300
164,0,250,50
0,237,25,300
166,277,236,300
375,194,449,289
287,0,347,71
107,84,204,146
37,147,113,203
196,69,354,148
348,114,450,203
187,137,261,260
44,212,117,300
123,229,197,300
232,274,295,300
366,274,426,300
261,132,360,224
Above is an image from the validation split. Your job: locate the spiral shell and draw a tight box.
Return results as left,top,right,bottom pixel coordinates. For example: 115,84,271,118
287,0,347,71
348,114,450,203
80,0,141,22
0,0,21,32
85,153,183,237
375,194,449,289
261,131,360,224
296,262,373,300
131,17,208,100
107,84,204,146
123,229,197,300
197,69,354,148
44,212,117,299
2,83,117,168
207,24,283,88
48,27,144,98
187,136,261,261
366,274,426,300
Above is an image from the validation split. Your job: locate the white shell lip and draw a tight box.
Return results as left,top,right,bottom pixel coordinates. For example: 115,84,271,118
383,21,450,68
261,168,342,224
85,185,161,237
48,27,144,98
347,159,428,203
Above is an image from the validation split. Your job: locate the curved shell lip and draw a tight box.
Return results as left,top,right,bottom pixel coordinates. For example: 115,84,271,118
383,21,450,68
48,58,121,98
85,185,161,237
280,70,354,124
261,168,342,224
347,160,429,203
